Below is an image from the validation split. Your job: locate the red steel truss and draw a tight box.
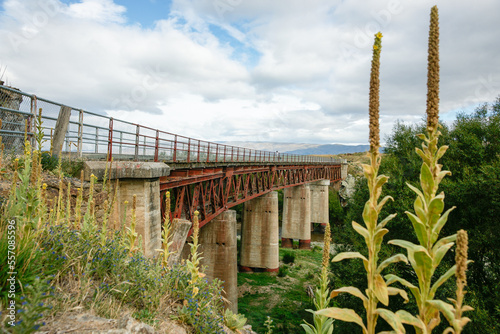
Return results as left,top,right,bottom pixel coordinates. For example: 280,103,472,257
159,164,342,229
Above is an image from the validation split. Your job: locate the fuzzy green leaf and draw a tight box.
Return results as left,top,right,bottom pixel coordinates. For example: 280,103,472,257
299,323,316,334
375,308,405,334
388,239,429,256
388,287,409,303
435,169,452,185
362,201,376,230
431,208,455,244
373,228,389,247
330,287,368,304
395,310,426,331
385,274,422,308
332,252,368,264
420,163,435,197
436,145,449,160
374,274,389,306
429,264,456,298
432,234,457,254
416,148,427,162
316,307,367,333
427,300,455,325
432,242,454,269
377,254,408,274
375,175,390,194
352,221,369,240
379,213,397,229
428,193,445,221
406,182,425,202
376,195,394,213
405,211,428,246
413,195,427,223
414,250,433,283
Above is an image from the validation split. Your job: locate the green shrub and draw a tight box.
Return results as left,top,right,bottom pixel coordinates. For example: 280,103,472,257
282,252,295,265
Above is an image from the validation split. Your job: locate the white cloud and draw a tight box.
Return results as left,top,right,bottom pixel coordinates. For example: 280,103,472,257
1,0,499,146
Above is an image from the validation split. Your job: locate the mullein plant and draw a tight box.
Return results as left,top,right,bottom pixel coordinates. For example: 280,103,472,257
125,194,139,255
301,223,334,334
157,191,175,269
317,32,409,334
441,230,472,334
186,210,206,297
386,6,472,333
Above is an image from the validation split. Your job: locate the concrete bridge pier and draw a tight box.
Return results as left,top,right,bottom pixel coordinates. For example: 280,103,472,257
310,180,330,230
281,184,311,249
240,191,280,272
84,161,170,258
198,210,238,313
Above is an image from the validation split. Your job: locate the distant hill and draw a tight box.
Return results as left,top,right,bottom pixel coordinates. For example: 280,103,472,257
284,144,371,155
218,141,372,155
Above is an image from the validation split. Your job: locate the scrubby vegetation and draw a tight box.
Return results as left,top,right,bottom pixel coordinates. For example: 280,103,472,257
0,116,237,333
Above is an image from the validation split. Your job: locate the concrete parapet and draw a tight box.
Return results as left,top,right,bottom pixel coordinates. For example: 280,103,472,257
282,184,311,248
84,161,170,181
199,210,238,313
310,180,330,227
241,191,280,271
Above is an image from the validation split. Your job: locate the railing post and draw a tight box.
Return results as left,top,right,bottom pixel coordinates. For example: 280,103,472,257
215,144,218,163
197,140,200,163
223,145,227,163
173,135,177,162
108,118,113,161
206,142,210,163
187,138,191,163
95,127,99,154
29,95,37,147
119,131,123,155
154,130,159,162
78,109,83,158
134,125,140,161
231,147,234,162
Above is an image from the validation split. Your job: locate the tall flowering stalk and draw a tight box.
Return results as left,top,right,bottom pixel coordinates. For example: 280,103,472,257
440,230,473,334
186,211,205,296
317,32,408,334
386,6,472,333
301,224,334,334
156,191,175,268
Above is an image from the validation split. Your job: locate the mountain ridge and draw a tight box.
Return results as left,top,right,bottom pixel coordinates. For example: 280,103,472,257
218,141,371,155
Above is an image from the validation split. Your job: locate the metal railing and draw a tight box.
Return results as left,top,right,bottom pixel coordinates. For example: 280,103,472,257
0,85,345,165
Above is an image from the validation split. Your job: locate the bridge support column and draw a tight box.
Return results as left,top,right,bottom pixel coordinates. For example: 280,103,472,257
310,180,330,230
282,184,311,249
83,161,170,258
199,210,238,313
240,191,279,272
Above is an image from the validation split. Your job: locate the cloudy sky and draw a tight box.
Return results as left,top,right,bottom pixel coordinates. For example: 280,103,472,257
0,0,499,146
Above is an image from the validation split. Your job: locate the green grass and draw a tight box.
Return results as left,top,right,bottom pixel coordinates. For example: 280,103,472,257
238,248,324,333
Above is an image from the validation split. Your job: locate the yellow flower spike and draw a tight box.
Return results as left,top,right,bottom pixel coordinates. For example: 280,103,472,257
42,183,47,190
376,32,383,39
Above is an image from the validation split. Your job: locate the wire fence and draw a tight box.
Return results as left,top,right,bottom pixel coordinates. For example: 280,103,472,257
0,85,345,165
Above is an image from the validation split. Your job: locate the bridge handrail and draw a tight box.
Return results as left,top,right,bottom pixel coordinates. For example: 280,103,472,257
0,85,345,164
